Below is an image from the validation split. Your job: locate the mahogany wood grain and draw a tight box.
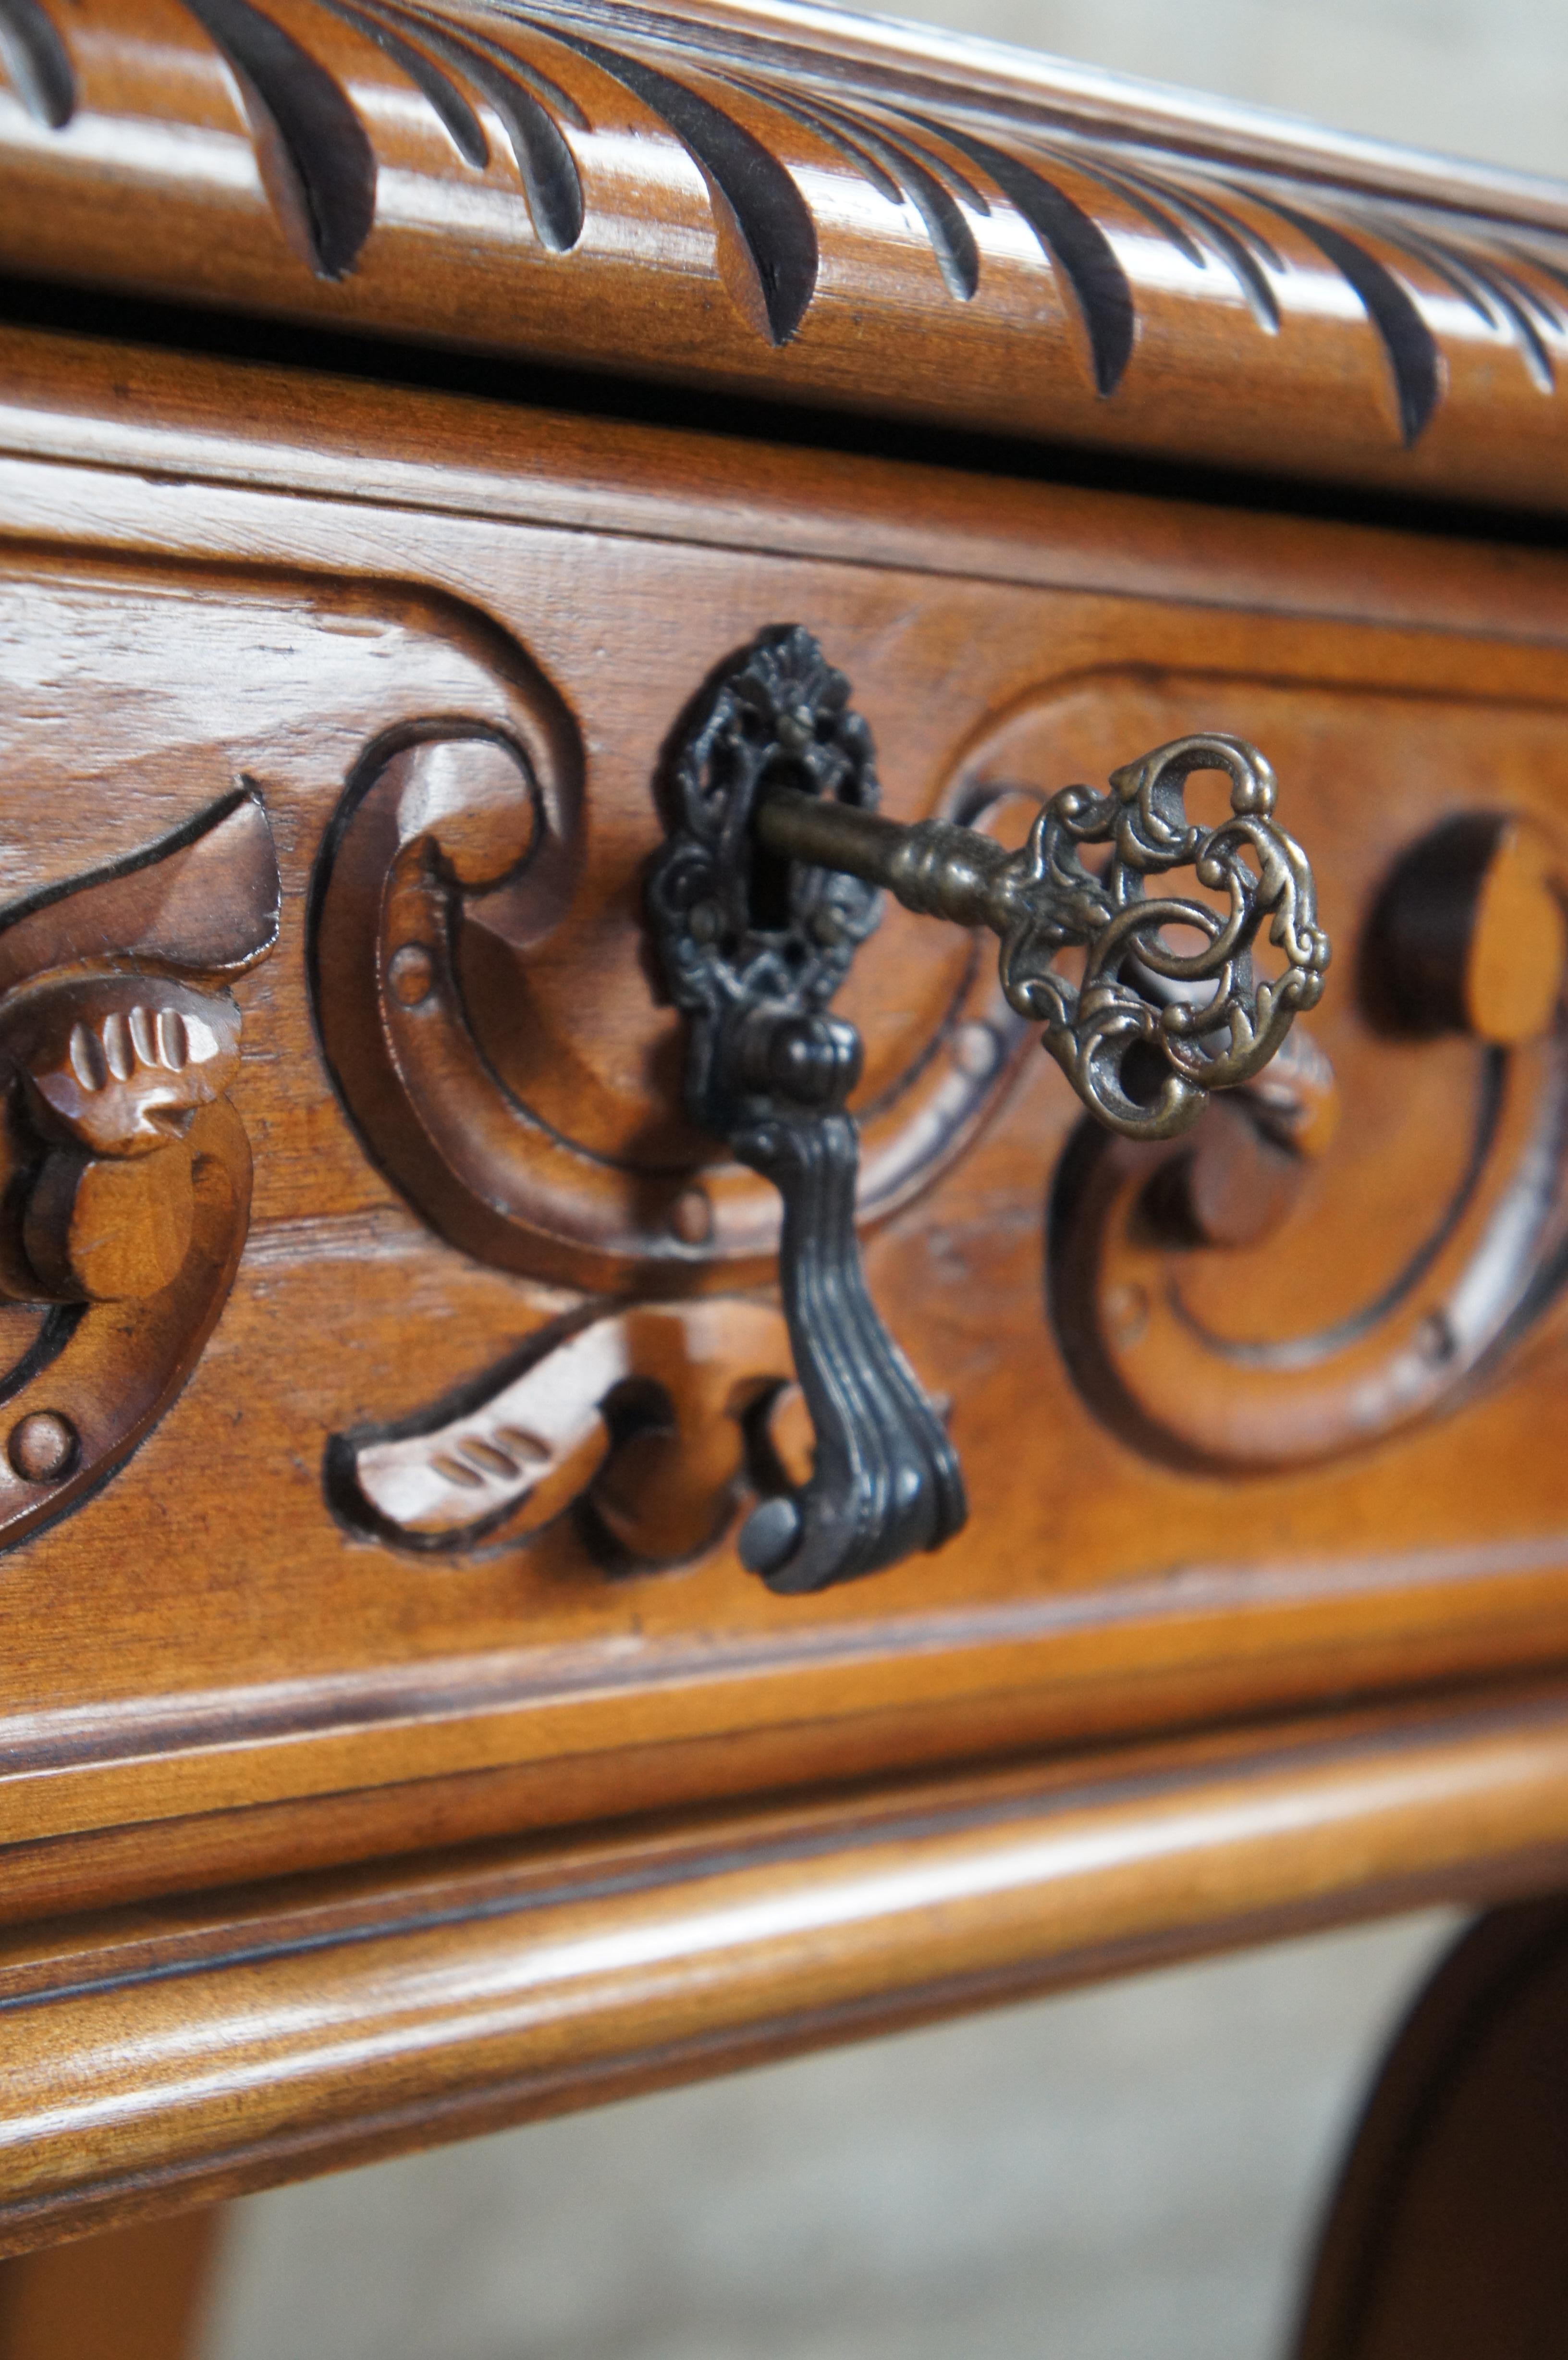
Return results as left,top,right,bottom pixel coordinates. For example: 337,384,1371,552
0,2212,217,2360
4,0,1568,2298
1,323,1564,641
1369,814,1568,1048
1,0,1568,513
5,1681,1568,2257
1293,1894,1568,2360
0,326,1567,1920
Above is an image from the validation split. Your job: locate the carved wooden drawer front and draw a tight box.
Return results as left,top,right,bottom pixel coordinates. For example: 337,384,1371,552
0,330,1565,1924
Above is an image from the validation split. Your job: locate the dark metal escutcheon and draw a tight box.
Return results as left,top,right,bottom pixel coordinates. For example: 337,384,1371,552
649,627,1329,1593
649,629,963,1593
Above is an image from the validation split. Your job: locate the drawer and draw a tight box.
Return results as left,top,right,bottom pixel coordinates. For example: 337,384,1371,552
4,326,1568,1920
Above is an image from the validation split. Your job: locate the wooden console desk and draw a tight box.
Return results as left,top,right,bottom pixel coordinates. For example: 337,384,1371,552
1,3,1568,2349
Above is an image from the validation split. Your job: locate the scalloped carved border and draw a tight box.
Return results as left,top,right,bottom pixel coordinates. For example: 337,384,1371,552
3,0,1568,469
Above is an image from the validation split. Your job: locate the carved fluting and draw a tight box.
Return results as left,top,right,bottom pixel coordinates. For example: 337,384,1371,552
3,978,243,1159
0,0,70,125
2,0,1567,444
332,1310,626,1549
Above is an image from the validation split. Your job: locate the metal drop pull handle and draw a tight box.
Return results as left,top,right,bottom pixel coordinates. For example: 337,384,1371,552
649,627,1330,1594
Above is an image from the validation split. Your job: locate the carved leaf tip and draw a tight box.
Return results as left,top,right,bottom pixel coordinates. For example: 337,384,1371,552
180,0,379,278
0,0,73,127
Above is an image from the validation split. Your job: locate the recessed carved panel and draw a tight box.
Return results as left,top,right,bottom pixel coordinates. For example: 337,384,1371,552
1004,677,1568,1471
12,443,1568,1909
311,691,1030,1289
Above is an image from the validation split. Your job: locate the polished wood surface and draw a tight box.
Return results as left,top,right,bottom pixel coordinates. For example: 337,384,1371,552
0,2212,216,2360
4,0,1568,2272
1,327,1568,1931
5,1680,1568,2255
1294,1894,1568,2359
1,0,1568,509
0,792,278,1549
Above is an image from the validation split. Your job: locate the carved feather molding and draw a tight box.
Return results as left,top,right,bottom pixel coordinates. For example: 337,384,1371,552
2,0,1567,503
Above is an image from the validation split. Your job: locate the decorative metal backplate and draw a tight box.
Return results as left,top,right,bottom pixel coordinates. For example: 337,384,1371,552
651,629,883,1140
649,628,965,1593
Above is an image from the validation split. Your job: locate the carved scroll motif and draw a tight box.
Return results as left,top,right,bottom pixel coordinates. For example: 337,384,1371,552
0,792,279,1549
1050,809,1568,1474
329,1297,801,1570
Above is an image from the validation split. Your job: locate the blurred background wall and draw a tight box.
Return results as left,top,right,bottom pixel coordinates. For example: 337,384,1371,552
205,1915,1458,2360
204,4,1567,2355
831,0,1568,178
